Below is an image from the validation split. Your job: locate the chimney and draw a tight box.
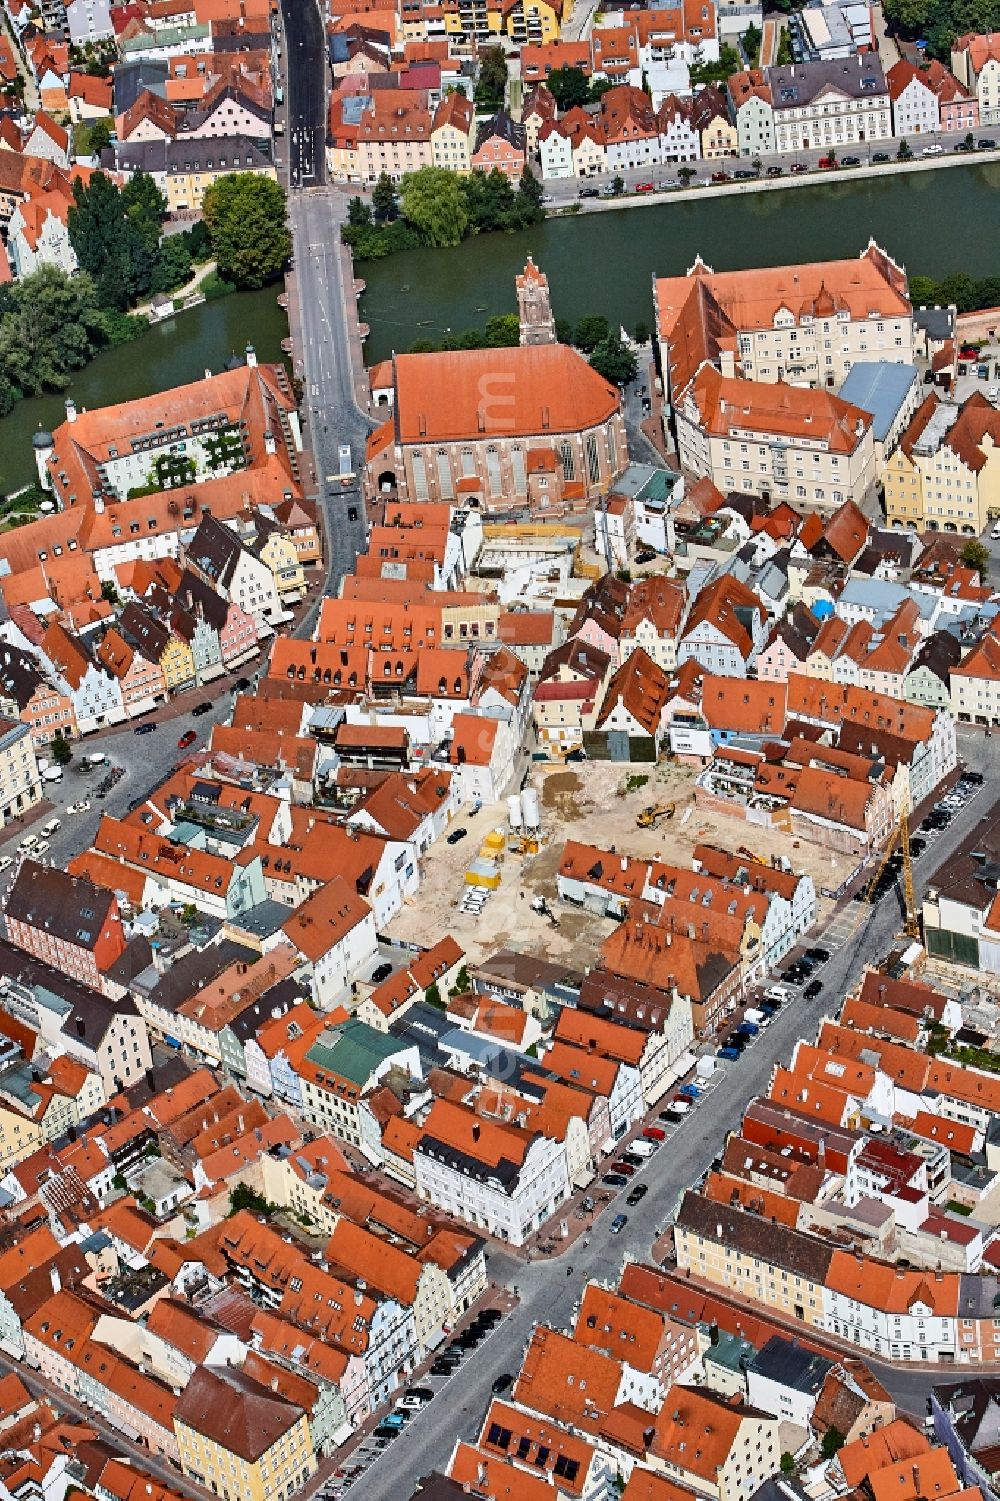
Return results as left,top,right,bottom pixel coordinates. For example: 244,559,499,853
75,1016,85,1038
65,396,77,423
50,1264,61,1295
246,343,257,368
472,1122,481,1142
264,431,277,456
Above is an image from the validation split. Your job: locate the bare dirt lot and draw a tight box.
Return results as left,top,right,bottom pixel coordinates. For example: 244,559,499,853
386,760,859,969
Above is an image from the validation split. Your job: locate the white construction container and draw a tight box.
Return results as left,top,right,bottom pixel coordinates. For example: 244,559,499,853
522,786,541,830
507,793,523,830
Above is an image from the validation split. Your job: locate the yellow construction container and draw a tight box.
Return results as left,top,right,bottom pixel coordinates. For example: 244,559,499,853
465,858,501,889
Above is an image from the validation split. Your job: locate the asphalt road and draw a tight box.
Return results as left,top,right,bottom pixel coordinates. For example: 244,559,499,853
289,190,374,608
344,726,1000,1501
279,0,326,188
541,129,997,202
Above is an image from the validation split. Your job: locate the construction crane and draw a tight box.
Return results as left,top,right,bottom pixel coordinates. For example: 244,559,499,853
863,808,919,939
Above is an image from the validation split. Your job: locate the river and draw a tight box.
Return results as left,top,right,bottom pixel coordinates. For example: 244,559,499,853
360,161,1000,363
0,286,289,495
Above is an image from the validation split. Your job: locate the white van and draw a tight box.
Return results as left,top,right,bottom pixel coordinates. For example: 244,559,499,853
41,818,61,837
764,985,791,1004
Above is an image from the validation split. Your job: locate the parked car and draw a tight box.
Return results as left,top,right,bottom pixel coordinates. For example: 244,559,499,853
979,138,997,148
635,181,655,192
872,151,890,162
609,1214,628,1234
191,701,213,717
408,1387,435,1401
842,155,861,165
446,827,468,845
643,1125,666,1141
177,729,197,749
611,1159,636,1176
133,721,156,735
492,1373,514,1395
602,1172,628,1188
677,1084,701,1101
626,1183,648,1205
67,800,91,814
711,171,729,182
635,546,657,564
922,142,944,154
818,155,837,168
370,962,393,983
235,677,253,691
964,770,985,785
766,165,783,175
0,857,12,874
397,1395,425,1410
580,187,600,197
430,1358,457,1376
790,161,808,172
803,978,824,999
717,1046,741,1061
734,168,754,179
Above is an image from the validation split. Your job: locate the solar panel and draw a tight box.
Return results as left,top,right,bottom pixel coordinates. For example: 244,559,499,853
517,1436,531,1459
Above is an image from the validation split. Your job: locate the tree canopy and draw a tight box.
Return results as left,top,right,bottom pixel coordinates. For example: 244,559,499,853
68,170,164,310
546,65,590,110
475,45,508,108
590,333,638,386
202,173,292,289
882,0,999,58
400,167,469,246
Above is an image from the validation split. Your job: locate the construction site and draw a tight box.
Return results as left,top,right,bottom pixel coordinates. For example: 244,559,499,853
386,758,866,969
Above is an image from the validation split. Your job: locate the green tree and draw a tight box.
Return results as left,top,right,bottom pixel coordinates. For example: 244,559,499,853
475,45,508,108
589,76,614,102
960,538,991,579
151,234,192,294
751,155,763,175
372,171,398,222
780,1455,795,1476
634,319,651,344
515,166,544,225
425,981,444,1009
0,266,107,398
677,166,696,187
742,19,762,61
590,333,638,385
573,314,611,352
483,312,520,345
100,579,120,604
184,219,212,262
347,195,373,228
202,174,292,289
909,274,938,305
400,167,469,247
50,732,72,765
897,138,912,159
68,171,154,310
547,64,590,109
461,168,517,231
612,173,625,195
820,1428,846,1460
122,169,166,253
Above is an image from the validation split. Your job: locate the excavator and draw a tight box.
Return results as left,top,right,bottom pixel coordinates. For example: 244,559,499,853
637,803,675,829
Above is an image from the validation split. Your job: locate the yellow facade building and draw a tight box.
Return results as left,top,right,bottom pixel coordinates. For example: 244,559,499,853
174,1364,317,1501
885,391,1000,535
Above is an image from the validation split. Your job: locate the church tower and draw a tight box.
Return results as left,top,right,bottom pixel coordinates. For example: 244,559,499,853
516,256,556,346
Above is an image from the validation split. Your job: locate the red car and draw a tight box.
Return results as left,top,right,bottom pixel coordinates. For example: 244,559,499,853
711,171,729,182
789,162,808,173
177,729,197,750
818,155,836,168
643,1126,666,1142
612,1160,636,1176
635,181,655,192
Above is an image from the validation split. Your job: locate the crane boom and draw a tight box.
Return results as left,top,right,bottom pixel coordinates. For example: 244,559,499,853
863,809,919,939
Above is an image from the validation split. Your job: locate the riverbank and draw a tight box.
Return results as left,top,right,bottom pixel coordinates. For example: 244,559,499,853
358,161,1000,363
546,145,1000,214
0,285,290,494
